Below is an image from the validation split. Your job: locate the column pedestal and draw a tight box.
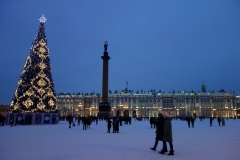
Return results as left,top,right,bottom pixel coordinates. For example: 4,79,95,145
98,102,111,117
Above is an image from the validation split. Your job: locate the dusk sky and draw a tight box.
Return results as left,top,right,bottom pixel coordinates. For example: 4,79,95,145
0,1,240,104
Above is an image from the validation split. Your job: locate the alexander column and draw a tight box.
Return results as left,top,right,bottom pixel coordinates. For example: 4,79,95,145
98,41,111,118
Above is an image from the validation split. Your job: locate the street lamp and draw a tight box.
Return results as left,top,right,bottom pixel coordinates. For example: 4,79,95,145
78,103,83,116
118,103,123,116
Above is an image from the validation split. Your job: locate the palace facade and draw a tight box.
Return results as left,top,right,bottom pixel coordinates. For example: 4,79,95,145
56,85,238,118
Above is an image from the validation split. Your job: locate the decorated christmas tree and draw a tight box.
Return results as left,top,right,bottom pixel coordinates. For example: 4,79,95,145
10,15,58,113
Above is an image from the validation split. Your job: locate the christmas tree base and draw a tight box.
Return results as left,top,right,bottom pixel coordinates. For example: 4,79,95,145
5,113,59,125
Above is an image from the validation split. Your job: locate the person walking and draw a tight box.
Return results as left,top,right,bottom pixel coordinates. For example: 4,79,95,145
150,117,154,128
150,113,165,152
0,114,6,126
210,117,213,126
107,118,112,133
190,116,195,128
67,114,73,129
10,117,14,127
159,112,174,156
221,117,225,126
82,116,87,130
186,116,191,128
96,117,98,125
217,117,221,126
77,115,81,126
112,117,117,133
115,118,120,133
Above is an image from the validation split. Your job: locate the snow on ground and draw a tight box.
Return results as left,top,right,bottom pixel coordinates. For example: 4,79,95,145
0,118,240,160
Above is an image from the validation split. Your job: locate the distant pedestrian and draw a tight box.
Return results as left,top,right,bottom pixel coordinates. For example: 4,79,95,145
190,117,195,128
67,114,73,128
112,117,117,133
10,117,14,127
96,118,98,125
77,115,81,125
210,117,213,126
107,118,112,133
115,118,119,133
217,117,221,126
221,117,225,126
83,116,87,130
129,117,132,125
160,112,174,156
119,116,122,126
186,116,191,128
150,117,154,128
0,114,5,126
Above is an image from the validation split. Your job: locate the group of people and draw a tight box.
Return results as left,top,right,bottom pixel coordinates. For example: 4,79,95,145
107,116,120,133
210,117,226,126
150,112,174,156
150,117,158,128
67,114,95,130
186,116,228,128
186,116,195,128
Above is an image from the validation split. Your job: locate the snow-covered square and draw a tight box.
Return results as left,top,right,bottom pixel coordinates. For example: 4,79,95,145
0,118,239,160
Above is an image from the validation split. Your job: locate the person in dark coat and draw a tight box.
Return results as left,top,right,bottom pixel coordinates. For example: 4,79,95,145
115,118,119,133
217,117,221,126
221,117,225,126
107,118,112,133
0,114,6,126
67,114,73,128
82,116,87,130
190,116,195,128
150,117,154,128
186,116,190,128
119,116,122,126
159,112,174,155
112,117,117,133
96,117,98,125
77,115,81,126
210,117,213,126
10,117,14,127
150,113,165,152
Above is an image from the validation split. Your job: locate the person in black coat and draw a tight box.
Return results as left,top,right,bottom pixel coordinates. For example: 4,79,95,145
96,117,98,125
186,116,191,128
77,115,81,126
190,116,195,128
112,117,117,133
10,117,14,127
115,118,119,133
217,117,221,126
210,117,213,126
82,116,87,130
107,118,112,133
150,113,165,151
150,117,154,128
0,114,6,126
67,114,73,128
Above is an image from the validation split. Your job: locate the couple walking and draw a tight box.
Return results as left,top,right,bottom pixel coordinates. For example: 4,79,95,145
150,112,174,155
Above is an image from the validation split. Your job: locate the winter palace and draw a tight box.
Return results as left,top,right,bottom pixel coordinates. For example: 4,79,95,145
56,83,239,118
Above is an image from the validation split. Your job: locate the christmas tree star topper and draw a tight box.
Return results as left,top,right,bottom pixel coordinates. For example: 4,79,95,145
39,14,47,23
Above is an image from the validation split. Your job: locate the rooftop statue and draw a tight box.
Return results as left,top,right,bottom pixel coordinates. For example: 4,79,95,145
104,41,108,52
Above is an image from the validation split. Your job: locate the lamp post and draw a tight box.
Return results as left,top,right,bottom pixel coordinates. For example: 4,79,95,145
78,103,83,116
118,104,123,116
